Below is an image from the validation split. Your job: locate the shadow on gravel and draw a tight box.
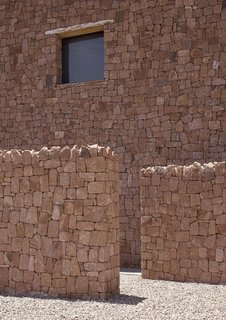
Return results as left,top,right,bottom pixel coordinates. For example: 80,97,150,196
106,294,146,305
0,293,146,306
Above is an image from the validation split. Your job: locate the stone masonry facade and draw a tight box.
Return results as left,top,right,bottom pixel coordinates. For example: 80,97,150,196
141,162,226,284
0,145,120,298
0,1,226,267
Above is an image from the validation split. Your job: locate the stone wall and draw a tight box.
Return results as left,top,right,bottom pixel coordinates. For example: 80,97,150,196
141,162,226,284
1,0,226,267
0,145,119,299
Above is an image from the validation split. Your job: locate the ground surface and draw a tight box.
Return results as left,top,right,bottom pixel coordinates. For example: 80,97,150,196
0,271,226,320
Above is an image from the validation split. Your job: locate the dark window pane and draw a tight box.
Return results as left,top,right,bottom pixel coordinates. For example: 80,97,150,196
62,31,104,84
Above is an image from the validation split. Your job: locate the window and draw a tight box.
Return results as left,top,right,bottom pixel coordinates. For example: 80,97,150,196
62,31,104,84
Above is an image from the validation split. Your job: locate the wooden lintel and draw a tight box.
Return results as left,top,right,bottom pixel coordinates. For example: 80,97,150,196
45,20,114,38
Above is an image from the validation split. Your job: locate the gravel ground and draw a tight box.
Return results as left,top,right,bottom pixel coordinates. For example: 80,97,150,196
1,271,226,320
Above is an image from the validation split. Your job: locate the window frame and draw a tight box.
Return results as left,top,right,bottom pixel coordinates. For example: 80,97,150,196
45,20,113,86
61,31,104,84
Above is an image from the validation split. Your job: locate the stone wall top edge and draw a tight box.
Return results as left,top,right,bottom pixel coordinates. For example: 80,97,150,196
140,161,226,179
0,144,117,162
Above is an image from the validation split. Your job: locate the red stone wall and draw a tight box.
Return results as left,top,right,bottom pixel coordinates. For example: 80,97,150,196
141,162,226,284
0,145,119,299
0,0,226,267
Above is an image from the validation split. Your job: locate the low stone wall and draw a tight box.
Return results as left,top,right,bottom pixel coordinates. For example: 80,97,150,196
0,145,119,299
140,162,226,284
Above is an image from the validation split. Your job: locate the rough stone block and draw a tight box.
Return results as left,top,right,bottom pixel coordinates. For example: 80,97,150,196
88,182,105,194
0,267,9,288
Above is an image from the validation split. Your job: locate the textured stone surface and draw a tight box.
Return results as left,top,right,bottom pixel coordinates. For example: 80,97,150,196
0,145,119,299
140,162,226,284
0,0,226,267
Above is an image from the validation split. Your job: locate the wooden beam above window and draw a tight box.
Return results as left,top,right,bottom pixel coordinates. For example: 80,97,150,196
45,20,114,38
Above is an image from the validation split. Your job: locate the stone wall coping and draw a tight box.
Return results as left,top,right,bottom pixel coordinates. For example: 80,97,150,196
141,161,226,179
0,145,117,162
